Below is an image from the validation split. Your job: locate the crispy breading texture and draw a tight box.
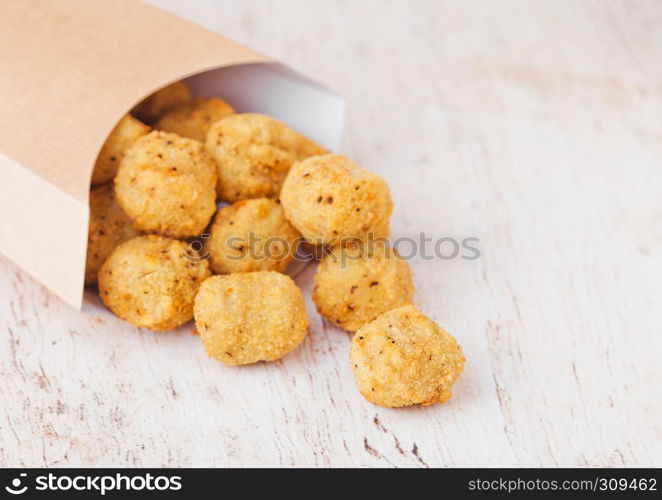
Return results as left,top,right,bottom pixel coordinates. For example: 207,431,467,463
91,114,150,186
194,271,308,365
114,131,217,238
280,154,392,245
155,97,235,142
205,113,327,202
205,198,301,274
313,241,414,331
350,305,465,408
98,235,210,331
132,81,192,124
85,184,139,285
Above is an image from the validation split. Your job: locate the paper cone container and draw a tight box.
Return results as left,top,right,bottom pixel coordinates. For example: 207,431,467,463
0,0,345,312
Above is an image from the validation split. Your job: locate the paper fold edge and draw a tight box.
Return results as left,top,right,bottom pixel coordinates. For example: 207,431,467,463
0,151,87,310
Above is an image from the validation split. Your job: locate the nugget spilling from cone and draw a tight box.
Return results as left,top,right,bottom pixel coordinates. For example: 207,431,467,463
86,81,465,408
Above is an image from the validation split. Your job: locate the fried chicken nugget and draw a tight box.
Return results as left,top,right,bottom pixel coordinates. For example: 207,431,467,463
155,97,235,142
132,81,192,124
114,131,217,238
280,154,393,245
350,305,465,408
205,198,301,274
313,241,414,331
91,114,150,186
85,184,140,285
194,271,308,365
98,235,210,331
205,113,327,202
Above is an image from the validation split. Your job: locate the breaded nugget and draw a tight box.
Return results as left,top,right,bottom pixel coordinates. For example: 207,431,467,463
194,271,308,365
205,113,327,202
91,114,150,186
350,305,465,408
205,198,301,274
114,131,217,238
313,241,413,331
155,97,235,142
280,154,393,245
132,81,192,124
98,235,210,331
85,184,140,285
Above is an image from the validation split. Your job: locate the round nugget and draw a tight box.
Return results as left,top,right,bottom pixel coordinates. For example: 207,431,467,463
313,241,413,331
194,271,308,365
205,113,327,202
155,97,235,142
280,154,393,245
132,81,192,124
98,235,210,331
91,114,150,186
114,131,217,238
350,305,465,408
205,198,301,274
85,184,140,285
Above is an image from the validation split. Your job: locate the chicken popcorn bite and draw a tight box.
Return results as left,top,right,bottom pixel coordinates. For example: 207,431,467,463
85,184,140,285
114,131,217,238
313,241,414,331
194,271,308,366
132,81,192,124
280,154,393,246
155,97,235,142
91,114,150,186
205,198,301,274
205,113,327,202
350,305,465,408
98,235,210,331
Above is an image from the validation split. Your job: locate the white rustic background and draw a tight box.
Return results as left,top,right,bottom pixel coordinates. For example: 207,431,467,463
1,0,661,467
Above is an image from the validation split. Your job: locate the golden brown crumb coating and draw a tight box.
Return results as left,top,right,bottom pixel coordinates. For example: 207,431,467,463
205,113,327,202
350,305,465,408
114,131,217,238
313,241,413,331
194,271,308,365
91,114,150,186
280,154,392,246
155,97,235,142
205,198,301,274
98,235,210,331
132,81,192,124
85,184,140,285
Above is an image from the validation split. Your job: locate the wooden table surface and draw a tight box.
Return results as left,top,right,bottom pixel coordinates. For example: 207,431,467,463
1,0,661,467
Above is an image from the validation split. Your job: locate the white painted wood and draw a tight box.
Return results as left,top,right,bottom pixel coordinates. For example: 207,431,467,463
1,0,660,467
